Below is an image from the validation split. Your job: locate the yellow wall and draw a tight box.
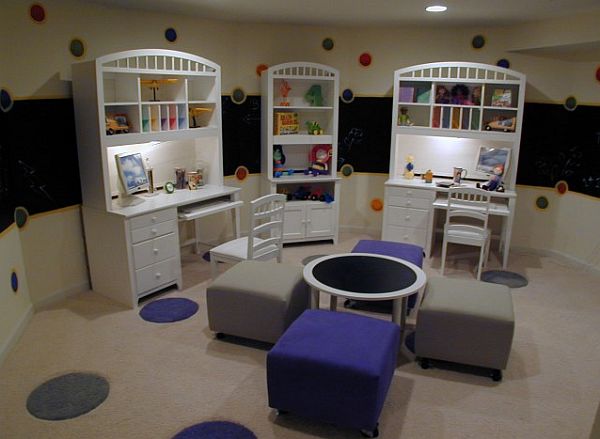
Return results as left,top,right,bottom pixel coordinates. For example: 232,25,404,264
1,0,599,358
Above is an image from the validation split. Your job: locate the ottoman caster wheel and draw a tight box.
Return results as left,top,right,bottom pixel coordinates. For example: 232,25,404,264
419,358,430,369
360,424,379,438
215,332,225,339
276,409,289,416
491,369,502,382
344,299,357,309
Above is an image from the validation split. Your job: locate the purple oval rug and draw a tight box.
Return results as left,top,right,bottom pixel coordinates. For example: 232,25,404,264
172,421,257,439
139,298,199,323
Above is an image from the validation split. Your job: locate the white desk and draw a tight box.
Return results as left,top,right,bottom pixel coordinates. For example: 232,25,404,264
382,178,516,269
83,184,241,308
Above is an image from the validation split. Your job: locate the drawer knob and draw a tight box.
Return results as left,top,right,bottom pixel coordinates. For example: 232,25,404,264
155,272,161,279
153,248,158,254
404,235,409,239
151,228,158,235
151,216,157,222
405,216,410,220
406,200,412,206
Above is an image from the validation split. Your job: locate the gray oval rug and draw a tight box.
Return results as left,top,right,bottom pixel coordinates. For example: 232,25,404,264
481,270,528,288
27,372,109,420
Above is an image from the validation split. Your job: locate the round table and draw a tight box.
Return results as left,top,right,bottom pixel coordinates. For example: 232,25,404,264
303,253,427,328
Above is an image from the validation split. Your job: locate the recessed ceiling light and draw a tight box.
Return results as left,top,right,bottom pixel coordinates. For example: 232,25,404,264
426,5,447,12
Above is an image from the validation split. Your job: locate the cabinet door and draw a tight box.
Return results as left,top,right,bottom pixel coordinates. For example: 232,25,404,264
306,203,334,238
283,204,306,241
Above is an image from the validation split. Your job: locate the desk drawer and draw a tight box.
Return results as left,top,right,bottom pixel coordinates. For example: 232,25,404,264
387,206,430,229
387,196,432,209
387,186,435,201
384,225,427,248
132,232,178,269
130,219,177,244
129,208,177,230
135,257,179,296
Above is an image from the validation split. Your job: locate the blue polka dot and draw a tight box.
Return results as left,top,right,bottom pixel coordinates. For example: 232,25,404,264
497,58,510,69
341,88,354,103
165,28,177,42
472,35,485,49
0,89,13,112
11,271,18,293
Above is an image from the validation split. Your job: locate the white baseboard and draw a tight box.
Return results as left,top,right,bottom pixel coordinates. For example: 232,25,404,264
0,304,33,367
33,281,90,311
511,246,600,275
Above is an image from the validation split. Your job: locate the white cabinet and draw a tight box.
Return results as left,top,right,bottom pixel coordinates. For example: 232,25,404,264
383,62,526,254
283,201,335,242
260,62,340,244
73,49,224,307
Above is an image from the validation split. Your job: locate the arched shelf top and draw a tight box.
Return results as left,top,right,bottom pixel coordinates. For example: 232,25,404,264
395,62,525,83
270,62,338,80
97,49,219,76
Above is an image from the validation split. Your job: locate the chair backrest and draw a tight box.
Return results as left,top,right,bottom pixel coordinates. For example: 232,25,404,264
445,187,491,230
247,193,286,260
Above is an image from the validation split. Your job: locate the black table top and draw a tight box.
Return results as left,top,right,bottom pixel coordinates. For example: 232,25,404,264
311,254,417,294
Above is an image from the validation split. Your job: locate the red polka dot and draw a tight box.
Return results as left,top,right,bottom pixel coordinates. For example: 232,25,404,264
30,4,45,22
359,52,372,67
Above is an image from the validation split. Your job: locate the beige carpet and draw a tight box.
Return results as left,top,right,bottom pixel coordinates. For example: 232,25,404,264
1,232,599,438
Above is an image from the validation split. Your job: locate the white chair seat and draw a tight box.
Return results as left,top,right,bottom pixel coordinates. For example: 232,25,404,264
441,188,492,280
210,193,286,278
210,237,278,260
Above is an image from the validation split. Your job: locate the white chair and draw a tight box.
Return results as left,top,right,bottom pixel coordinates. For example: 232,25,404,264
440,187,491,280
210,193,286,278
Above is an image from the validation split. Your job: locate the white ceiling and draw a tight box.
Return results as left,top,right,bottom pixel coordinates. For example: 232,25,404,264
82,0,600,27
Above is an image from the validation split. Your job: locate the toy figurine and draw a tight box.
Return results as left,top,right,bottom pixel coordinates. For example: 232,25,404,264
273,145,286,178
478,164,505,192
404,155,415,179
435,85,450,104
422,169,433,183
450,84,472,105
398,107,413,126
305,84,323,106
279,80,291,106
306,121,324,135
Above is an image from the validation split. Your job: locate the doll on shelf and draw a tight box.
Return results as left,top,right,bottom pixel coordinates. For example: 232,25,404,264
279,80,291,106
435,85,450,104
404,154,415,179
477,164,505,192
398,107,413,126
450,84,472,105
273,145,286,177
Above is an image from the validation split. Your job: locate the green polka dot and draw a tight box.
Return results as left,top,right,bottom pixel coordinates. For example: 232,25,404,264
231,88,246,105
14,207,29,228
322,38,334,51
69,39,85,58
341,164,354,177
536,196,549,210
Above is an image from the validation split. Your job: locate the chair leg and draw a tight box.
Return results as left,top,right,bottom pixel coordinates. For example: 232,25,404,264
210,254,219,279
477,244,486,280
440,238,448,276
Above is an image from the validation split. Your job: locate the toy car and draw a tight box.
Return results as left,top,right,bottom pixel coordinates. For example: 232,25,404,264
485,116,516,132
106,115,129,135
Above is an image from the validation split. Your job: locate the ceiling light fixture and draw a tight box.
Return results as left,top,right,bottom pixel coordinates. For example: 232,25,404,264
426,5,447,12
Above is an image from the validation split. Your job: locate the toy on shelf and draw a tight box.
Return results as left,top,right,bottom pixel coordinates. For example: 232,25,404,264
403,154,415,179
140,78,179,102
189,106,213,128
105,114,129,135
450,84,472,105
398,107,413,126
306,121,324,135
422,169,433,183
275,112,299,134
305,85,323,106
273,145,287,178
305,144,332,176
279,80,291,106
477,164,505,192
484,116,516,132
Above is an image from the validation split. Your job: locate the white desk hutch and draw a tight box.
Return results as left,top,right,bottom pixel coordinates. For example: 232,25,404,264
260,62,340,244
382,62,526,268
72,49,241,307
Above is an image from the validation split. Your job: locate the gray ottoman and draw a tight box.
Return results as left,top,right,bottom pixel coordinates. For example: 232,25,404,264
415,277,514,381
206,260,310,343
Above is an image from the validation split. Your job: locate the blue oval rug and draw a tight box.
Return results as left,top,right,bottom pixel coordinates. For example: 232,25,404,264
140,298,199,323
481,270,528,288
172,421,257,439
27,372,109,420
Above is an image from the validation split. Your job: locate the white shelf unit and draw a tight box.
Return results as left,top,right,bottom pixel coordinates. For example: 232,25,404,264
261,62,340,244
72,49,226,307
383,62,526,254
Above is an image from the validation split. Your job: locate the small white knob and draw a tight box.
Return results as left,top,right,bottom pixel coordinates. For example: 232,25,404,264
153,248,158,254
151,216,157,222
151,228,157,235
405,216,410,221
155,272,161,278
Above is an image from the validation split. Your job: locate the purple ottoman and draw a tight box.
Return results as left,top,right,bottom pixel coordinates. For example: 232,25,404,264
267,309,400,437
351,240,424,311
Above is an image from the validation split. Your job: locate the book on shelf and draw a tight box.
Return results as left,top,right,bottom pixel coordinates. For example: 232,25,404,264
399,86,415,103
491,89,512,107
416,88,431,103
274,112,299,135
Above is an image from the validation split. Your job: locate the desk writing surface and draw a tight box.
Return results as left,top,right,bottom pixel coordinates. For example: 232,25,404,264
109,184,241,218
385,178,516,198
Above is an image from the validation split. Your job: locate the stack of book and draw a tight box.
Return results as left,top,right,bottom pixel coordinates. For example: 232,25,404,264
491,89,512,107
274,112,299,135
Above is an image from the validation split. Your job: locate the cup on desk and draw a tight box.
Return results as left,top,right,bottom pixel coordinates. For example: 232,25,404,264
453,167,467,184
